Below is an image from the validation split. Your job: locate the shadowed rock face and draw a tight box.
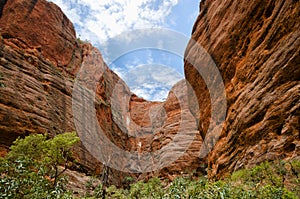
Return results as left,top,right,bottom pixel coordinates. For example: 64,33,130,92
0,0,202,184
185,0,300,178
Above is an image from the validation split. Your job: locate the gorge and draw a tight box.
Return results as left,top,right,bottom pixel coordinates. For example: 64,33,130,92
0,0,299,189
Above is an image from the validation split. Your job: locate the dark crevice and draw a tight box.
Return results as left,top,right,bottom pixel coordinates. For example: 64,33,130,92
2,32,13,39
62,14,69,30
275,123,284,135
25,0,38,19
283,143,296,153
264,1,275,18
245,109,267,130
0,0,8,18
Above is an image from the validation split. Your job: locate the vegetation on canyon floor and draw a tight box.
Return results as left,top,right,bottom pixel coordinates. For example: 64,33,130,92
0,132,79,199
0,133,299,199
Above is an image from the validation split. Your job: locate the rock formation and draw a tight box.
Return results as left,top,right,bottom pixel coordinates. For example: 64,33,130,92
0,0,79,154
185,0,300,178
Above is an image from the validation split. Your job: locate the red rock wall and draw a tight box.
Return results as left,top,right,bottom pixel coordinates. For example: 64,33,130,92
185,0,300,178
0,0,79,151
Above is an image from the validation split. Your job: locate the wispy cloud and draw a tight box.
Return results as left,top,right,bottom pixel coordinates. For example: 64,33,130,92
49,0,194,101
49,0,179,44
123,64,183,101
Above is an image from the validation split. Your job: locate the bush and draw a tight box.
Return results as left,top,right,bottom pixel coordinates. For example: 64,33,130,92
229,160,300,198
167,177,191,199
2,132,299,199
102,160,300,199
0,132,79,199
129,177,164,199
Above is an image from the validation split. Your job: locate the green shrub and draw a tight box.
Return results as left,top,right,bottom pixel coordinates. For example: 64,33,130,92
125,160,300,199
2,132,299,199
106,185,126,199
0,132,79,199
167,177,191,199
129,177,164,199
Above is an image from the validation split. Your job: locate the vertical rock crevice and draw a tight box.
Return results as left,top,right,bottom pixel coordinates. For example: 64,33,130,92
0,0,7,17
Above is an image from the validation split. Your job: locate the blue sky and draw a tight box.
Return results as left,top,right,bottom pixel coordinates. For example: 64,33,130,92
50,0,199,101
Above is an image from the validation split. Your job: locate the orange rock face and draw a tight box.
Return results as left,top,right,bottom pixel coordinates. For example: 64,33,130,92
185,0,300,178
0,0,81,73
148,80,203,179
127,80,203,179
0,0,130,185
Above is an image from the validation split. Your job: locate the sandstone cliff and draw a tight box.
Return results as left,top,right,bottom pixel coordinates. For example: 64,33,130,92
185,0,300,178
0,0,80,154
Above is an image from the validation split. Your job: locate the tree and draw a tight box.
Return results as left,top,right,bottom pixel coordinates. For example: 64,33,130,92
0,132,79,199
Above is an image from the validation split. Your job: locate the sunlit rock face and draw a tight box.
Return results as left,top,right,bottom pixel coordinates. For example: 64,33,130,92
185,0,300,178
0,0,81,153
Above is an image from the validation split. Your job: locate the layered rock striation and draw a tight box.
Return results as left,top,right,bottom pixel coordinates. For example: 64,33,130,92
185,0,300,178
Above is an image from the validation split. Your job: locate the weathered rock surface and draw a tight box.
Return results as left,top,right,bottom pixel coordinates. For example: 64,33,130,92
185,0,300,178
148,80,203,179
0,0,80,150
128,80,203,180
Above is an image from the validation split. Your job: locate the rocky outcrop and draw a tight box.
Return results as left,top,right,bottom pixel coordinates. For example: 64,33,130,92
0,0,81,74
185,0,300,178
0,0,79,151
128,80,203,180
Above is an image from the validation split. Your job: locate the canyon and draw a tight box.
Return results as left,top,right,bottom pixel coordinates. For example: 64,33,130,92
0,0,299,187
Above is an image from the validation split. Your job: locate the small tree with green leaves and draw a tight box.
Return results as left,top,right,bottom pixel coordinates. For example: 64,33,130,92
0,132,79,199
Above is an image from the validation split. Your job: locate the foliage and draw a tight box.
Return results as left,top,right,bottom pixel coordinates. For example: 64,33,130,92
122,175,134,189
77,35,90,44
167,177,190,199
1,132,299,199
129,177,164,199
0,132,79,199
84,160,300,199
229,160,300,198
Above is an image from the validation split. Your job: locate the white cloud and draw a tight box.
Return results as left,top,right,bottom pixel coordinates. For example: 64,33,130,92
123,64,183,101
49,0,186,102
49,0,179,43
